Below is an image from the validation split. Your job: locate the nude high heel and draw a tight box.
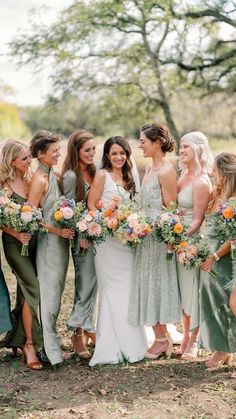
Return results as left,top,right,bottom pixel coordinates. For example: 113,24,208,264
71,332,91,359
145,334,173,360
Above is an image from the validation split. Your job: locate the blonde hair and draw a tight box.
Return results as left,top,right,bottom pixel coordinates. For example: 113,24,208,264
179,131,213,175
0,140,28,187
208,152,236,211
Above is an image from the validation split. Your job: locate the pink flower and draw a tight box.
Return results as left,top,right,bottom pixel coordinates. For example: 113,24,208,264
109,195,122,211
107,218,118,230
87,222,102,236
178,253,186,264
77,221,88,232
0,196,10,205
95,200,104,209
160,213,171,222
186,245,197,258
61,207,74,220
20,212,33,222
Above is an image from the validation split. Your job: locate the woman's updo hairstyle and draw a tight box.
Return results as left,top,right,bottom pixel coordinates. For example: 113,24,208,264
30,129,60,158
141,123,176,153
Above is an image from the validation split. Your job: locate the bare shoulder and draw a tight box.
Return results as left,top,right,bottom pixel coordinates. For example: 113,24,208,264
31,169,48,188
95,169,106,181
193,175,211,192
159,161,177,179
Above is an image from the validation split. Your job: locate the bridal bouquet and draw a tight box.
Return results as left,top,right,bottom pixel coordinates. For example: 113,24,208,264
0,189,10,223
52,196,85,246
103,196,151,247
76,208,108,254
1,200,45,256
176,234,217,278
211,198,236,259
151,202,188,259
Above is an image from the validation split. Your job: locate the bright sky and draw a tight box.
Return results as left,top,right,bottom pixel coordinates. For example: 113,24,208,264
0,0,73,106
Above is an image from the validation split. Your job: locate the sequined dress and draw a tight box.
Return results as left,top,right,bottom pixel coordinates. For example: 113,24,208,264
128,169,181,326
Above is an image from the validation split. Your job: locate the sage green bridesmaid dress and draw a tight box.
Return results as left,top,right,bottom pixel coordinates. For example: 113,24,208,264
0,192,42,350
177,184,199,331
36,162,69,365
199,214,236,353
62,170,97,333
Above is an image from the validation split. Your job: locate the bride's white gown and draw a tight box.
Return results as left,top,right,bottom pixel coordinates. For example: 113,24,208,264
89,171,147,366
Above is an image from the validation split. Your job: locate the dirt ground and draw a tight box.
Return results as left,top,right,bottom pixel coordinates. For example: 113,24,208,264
1,256,236,419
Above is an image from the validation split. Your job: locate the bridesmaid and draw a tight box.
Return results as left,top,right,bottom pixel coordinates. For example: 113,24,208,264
61,129,97,358
28,130,74,366
0,140,42,370
0,261,12,337
200,152,236,369
177,132,212,358
128,123,180,359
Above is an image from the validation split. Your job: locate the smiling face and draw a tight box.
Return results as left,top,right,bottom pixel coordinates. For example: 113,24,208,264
139,131,159,158
39,142,61,166
12,147,32,174
179,140,195,166
107,144,127,169
79,139,96,166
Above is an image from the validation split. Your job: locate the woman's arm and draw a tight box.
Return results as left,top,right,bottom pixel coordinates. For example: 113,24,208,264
159,165,177,207
28,172,74,239
187,178,211,236
201,240,231,272
87,170,106,210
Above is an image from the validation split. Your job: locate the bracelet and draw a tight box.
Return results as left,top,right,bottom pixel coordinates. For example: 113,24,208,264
213,252,220,261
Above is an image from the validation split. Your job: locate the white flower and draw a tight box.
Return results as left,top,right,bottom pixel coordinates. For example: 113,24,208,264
21,212,33,222
127,213,139,223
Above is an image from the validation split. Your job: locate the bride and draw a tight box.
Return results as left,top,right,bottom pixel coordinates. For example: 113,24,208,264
88,136,147,365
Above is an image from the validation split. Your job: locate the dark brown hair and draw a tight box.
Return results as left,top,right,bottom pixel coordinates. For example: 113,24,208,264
30,129,60,158
61,129,96,202
102,136,135,196
141,123,175,153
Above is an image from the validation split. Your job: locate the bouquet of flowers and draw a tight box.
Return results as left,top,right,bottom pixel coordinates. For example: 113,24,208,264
1,199,45,256
52,196,85,246
151,202,188,260
102,196,151,247
0,189,10,223
212,198,236,259
176,234,217,278
76,208,108,254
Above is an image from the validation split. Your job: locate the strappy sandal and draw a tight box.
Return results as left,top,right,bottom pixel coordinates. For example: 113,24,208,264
22,342,43,371
145,334,173,360
71,332,91,359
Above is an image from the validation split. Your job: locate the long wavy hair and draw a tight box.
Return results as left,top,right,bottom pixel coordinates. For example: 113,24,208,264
208,152,236,211
179,131,213,175
102,136,136,196
0,140,29,187
61,129,96,202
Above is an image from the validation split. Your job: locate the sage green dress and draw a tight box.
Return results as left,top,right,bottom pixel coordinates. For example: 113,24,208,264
0,260,13,337
177,184,199,331
199,214,236,353
62,170,97,333
0,192,42,350
37,163,69,365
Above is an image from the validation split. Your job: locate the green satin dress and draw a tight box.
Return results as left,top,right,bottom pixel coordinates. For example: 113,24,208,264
0,260,13,337
0,192,42,350
36,162,69,365
199,214,236,353
62,170,97,333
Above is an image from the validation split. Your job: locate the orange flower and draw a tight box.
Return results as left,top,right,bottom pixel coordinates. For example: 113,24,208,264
173,223,184,234
179,241,188,249
104,208,113,217
21,205,32,212
144,224,152,234
223,207,234,219
54,210,63,221
88,210,95,216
